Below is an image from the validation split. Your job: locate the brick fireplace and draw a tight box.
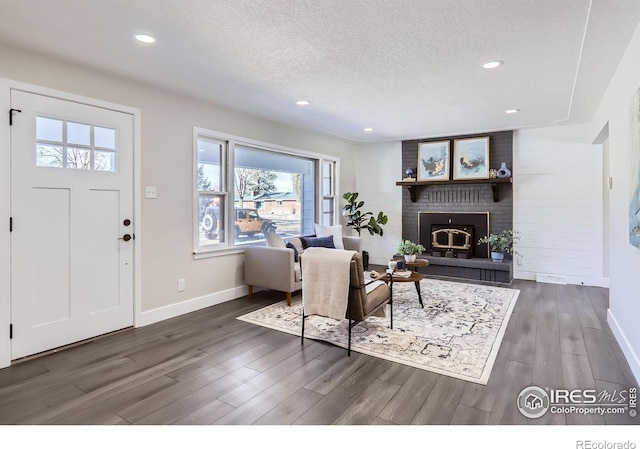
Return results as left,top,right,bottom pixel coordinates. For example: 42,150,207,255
400,130,513,282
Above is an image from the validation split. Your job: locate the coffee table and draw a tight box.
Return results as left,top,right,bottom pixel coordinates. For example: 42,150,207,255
371,270,425,308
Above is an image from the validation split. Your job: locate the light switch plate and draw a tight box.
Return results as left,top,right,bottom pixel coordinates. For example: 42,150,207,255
145,186,157,199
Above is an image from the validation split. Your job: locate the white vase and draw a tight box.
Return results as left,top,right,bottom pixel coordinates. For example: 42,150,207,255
491,251,504,262
404,254,417,263
496,162,511,178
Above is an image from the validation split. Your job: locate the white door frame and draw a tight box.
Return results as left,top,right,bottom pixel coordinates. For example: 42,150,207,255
0,78,142,369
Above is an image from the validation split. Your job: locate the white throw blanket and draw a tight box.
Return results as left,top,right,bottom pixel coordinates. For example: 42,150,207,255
301,247,357,320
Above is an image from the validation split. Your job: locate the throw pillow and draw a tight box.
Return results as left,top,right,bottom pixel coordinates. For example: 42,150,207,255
301,236,336,249
314,223,344,250
265,232,286,248
287,237,304,255
286,242,300,262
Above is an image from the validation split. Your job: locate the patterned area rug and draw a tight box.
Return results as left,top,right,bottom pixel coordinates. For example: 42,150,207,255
237,278,519,385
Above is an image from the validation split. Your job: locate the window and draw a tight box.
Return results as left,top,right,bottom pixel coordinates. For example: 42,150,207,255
194,128,338,255
322,160,336,226
195,136,227,249
35,116,116,171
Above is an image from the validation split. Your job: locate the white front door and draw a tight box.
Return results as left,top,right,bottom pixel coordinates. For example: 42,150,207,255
10,90,134,359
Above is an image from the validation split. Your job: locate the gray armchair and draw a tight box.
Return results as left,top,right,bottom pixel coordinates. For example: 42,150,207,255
244,235,362,306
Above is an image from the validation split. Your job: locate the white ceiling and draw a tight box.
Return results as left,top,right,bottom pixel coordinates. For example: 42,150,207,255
0,0,639,143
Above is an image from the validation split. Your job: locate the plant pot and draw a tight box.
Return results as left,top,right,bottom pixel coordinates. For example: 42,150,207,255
404,254,417,263
491,251,504,263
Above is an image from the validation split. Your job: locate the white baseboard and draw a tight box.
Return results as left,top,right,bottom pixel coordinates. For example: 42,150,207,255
137,285,248,327
607,309,640,385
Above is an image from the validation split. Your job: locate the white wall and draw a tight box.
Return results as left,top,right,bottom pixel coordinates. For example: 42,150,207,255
0,42,357,366
591,19,640,384
353,142,403,265
513,124,605,287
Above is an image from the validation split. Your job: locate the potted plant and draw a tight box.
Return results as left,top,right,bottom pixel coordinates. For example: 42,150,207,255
397,239,425,263
477,229,520,262
342,192,388,236
342,192,389,270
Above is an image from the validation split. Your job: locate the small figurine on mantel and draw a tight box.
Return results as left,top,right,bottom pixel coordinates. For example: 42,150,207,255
489,168,498,178
403,167,416,181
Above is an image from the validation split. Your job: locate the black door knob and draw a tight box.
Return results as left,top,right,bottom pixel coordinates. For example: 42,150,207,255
123,219,131,226
119,234,132,241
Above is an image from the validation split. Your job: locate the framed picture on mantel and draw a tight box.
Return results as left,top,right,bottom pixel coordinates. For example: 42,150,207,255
417,140,450,181
453,136,490,180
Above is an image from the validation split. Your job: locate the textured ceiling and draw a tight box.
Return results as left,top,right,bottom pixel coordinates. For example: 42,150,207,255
0,0,639,142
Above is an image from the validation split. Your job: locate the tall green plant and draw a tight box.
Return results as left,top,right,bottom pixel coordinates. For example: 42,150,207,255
341,192,388,236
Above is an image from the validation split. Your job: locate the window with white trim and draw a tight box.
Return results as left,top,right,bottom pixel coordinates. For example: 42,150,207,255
194,129,338,255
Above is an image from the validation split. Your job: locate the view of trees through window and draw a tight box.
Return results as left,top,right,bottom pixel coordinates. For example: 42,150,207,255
195,131,334,253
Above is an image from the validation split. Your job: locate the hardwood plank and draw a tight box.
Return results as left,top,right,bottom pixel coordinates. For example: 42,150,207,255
47,375,177,424
333,378,400,425
505,312,537,365
537,299,559,333
594,307,616,342
304,352,368,395
558,313,587,356
246,337,316,372
214,358,330,425
115,355,247,423
172,399,235,425
165,339,277,382
582,328,627,385
253,388,324,425
532,330,563,390
371,417,395,425
377,363,416,386
561,352,604,425
556,284,578,316
410,375,466,424
217,341,328,408
450,404,492,425
134,366,260,424
0,360,49,387
573,292,603,330
610,341,639,387
293,359,393,425
377,369,438,424
586,286,609,309
487,360,532,425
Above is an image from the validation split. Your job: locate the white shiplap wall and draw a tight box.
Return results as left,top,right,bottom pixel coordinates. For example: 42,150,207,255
513,124,605,286
353,142,403,265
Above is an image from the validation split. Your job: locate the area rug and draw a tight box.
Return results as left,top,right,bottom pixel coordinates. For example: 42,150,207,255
237,278,519,385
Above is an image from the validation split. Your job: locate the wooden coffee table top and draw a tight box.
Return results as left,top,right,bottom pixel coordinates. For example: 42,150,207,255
393,258,429,268
371,270,424,283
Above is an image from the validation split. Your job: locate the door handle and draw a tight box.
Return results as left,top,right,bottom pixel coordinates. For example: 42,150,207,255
119,234,133,242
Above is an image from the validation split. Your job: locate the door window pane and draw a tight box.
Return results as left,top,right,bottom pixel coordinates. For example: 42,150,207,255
67,122,91,146
94,127,116,149
36,144,63,167
36,117,63,142
94,151,115,172
67,148,91,170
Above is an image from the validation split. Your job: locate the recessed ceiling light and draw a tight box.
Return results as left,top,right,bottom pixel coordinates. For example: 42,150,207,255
134,33,156,44
295,100,310,106
504,109,520,114
364,127,374,132
482,60,503,69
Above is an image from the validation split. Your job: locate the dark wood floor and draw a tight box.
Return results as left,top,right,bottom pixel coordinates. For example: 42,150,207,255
0,278,637,425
